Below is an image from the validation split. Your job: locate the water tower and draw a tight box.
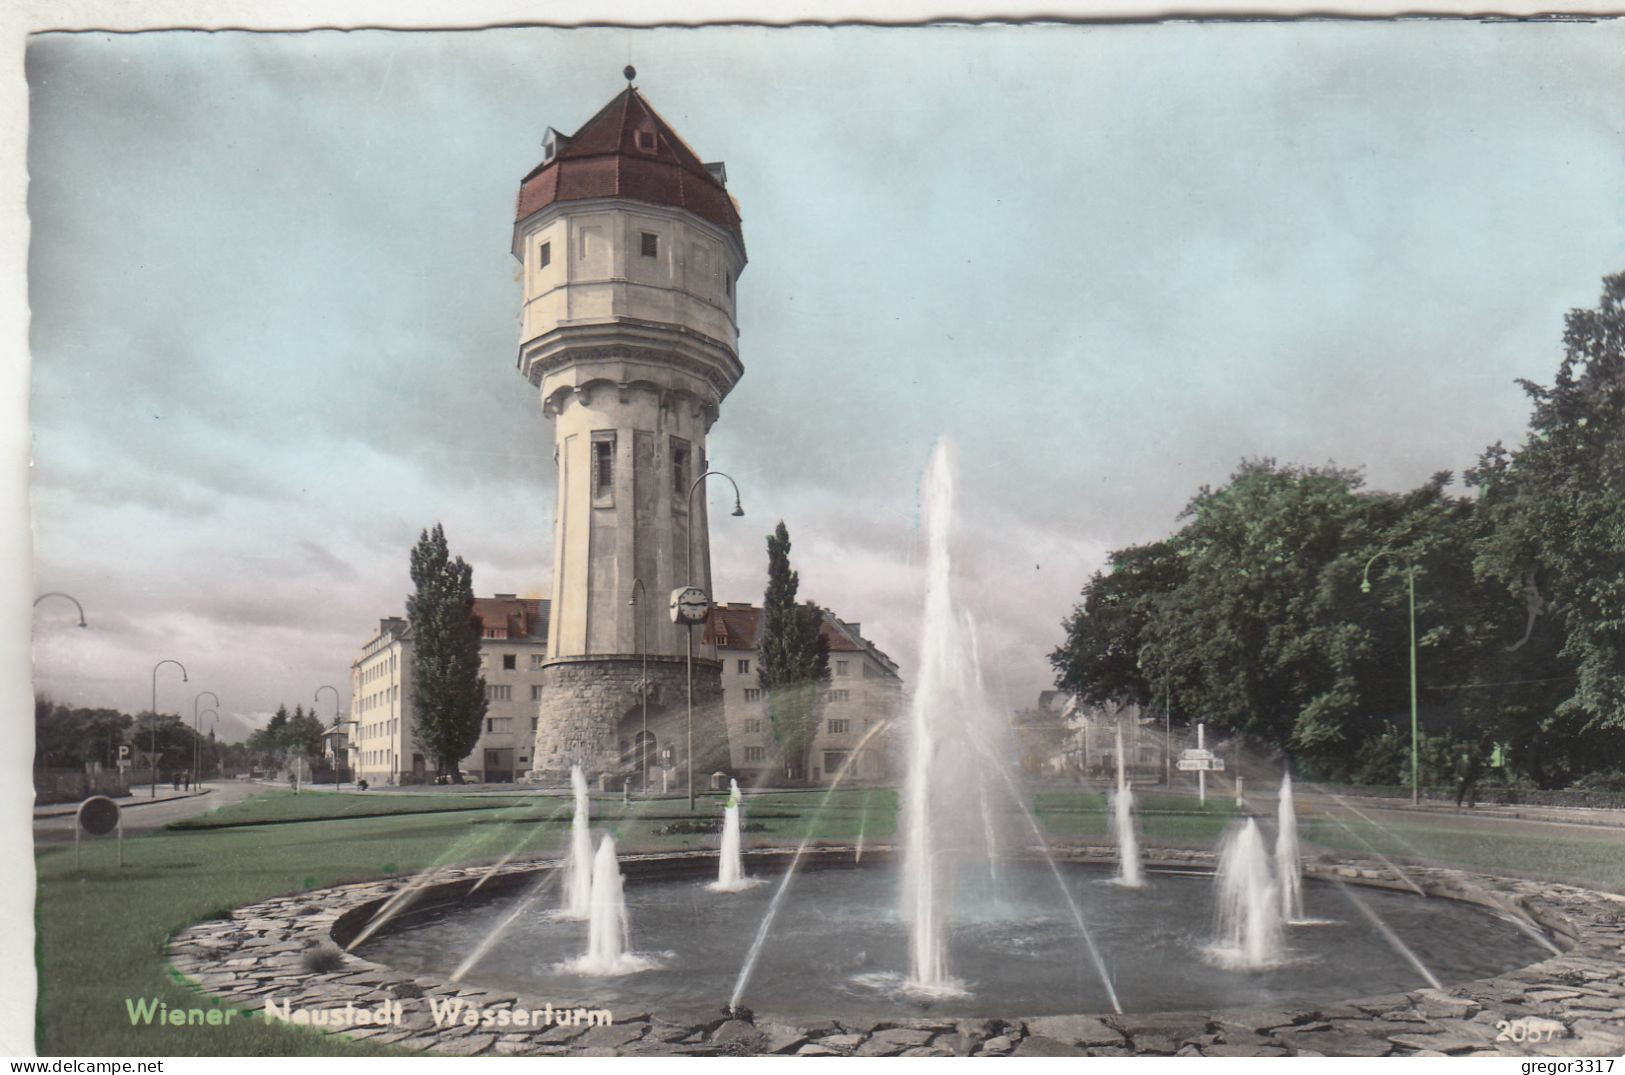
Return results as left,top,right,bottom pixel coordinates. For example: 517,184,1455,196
513,76,745,783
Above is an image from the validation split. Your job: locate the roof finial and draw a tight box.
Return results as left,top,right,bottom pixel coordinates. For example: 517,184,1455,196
623,65,637,85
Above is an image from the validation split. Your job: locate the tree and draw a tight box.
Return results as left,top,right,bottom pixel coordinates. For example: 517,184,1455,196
1467,271,1625,780
407,523,487,781
757,521,830,781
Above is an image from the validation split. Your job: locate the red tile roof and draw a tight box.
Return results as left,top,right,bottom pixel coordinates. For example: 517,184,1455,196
516,87,743,245
702,604,866,653
472,596,549,642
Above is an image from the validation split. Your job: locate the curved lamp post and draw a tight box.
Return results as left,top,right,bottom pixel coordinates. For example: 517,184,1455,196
198,710,218,781
1362,551,1420,805
629,578,649,794
151,659,189,798
193,690,219,794
315,685,343,788
33,592,87,628
682,470,745,811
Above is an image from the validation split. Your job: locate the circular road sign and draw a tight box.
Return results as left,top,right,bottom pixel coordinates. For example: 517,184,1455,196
77,795,121,836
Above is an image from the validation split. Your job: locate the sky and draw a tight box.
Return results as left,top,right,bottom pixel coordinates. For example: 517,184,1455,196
21,21,1625,742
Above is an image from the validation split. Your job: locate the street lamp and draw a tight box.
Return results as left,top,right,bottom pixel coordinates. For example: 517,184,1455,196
679,469,745,812
33,592,87,628
193,690,219,794
198,710,218,781
1362,551,1420,805
315,686,343,788
629,578,649,794
150,659,189,798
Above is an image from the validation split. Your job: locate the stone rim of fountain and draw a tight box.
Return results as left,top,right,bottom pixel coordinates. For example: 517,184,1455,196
166,846,1625,1057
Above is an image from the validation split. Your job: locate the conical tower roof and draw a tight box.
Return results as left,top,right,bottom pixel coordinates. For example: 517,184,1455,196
515,86,743,245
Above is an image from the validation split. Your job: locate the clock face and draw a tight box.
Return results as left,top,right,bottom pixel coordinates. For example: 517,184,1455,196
670,586,711,625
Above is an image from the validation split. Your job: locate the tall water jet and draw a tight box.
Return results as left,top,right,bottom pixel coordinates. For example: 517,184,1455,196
1111,727,1144,888
561,765,594,919
560,834,655,975
1276,773,1304,922
709,780,760,893
901,440,990,995
1211,818,1285,968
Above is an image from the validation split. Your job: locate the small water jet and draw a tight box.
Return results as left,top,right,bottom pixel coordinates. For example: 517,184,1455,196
561,764,594,919
1111,726,1144,889
708,780,762,893
559,834,656,976
1210,818,1285,969
1276,773,1303,921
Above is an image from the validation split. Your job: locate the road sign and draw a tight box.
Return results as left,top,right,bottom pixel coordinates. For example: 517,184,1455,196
1180,748,1216,762
1177,758,1225,772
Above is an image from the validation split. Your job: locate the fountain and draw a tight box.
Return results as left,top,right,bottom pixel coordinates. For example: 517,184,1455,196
709,779,761,893
561,765,594,919
1112,726,1144,888
1210,818,1285,969
559,834,655,976
1276,773,1304,922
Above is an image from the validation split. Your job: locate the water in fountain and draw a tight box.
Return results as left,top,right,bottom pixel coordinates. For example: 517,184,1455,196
708,779,761,893
561,764,594,919
559,834,656,975
1112,726,1144,888
901,439,1007,997
1276,773,1304,921
1209,818,1285,969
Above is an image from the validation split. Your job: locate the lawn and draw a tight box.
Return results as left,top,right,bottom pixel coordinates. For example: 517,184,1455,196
1034,789,1239,842
34,785,889,1055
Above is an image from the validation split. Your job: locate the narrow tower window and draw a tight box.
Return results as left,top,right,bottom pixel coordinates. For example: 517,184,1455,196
537,240,551,269
640,232,659,258
671,438,691,500
592,433,616,504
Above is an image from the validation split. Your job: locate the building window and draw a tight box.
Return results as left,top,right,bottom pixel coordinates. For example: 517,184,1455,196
823,750,849,774
503,654,516,670
640,231,658,258
487,685,512,701
531,716,539,731
835,660,849,676
828,718,850,735
530,654,545,669
744,688,762,703
671,438,690,500
744,718,762,735
724,272,732,299
531,685,543,701
593,433,616,502
538,240,551,269
745,746,766,763
636,129,656,153
826,690,850,704
737,659,750,674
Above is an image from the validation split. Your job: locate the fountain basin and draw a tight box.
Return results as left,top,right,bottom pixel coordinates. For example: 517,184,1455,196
348,850,1550,1021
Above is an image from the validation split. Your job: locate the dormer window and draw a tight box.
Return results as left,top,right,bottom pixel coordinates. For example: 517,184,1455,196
635,128,657,153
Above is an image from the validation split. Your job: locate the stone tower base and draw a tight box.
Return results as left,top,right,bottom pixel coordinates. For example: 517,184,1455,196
528,653,726,787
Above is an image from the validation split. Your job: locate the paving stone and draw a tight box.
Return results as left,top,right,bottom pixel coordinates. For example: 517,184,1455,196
1131,1034,1178,1055
977,1035,1013,1055
899,1046,954,1056
796,1044,840,1056
434,1033,496,1056
709,1020,767,1052
1012,1035,1087,1057
575,1022,648,1050
1413,989,1483,1019
1025,1013,1124,1047
818,1033,865,1050
1205,1043,1288,1056
857,1028,935,1056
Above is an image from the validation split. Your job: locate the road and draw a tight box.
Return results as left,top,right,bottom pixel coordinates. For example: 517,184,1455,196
32,780,265,843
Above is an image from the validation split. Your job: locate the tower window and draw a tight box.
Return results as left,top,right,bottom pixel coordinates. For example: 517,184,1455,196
538,241,551,269
636,130,656,152
593,434,616,503
671,438,690,500
640,232,659,258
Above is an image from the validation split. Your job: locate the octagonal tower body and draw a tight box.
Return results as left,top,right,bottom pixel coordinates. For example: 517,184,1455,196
514,86,745,782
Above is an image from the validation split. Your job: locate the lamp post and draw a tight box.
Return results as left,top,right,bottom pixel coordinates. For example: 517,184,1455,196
192,690,219,795
33,592,87,628
680,469,745,812
1362,551,1420,805
315,686,343,788
197,710,217,781
629,578,649,794
151,659,189,797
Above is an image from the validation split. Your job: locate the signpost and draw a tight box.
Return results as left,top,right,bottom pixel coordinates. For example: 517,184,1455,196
1180,723,1227,804
75,795,123,871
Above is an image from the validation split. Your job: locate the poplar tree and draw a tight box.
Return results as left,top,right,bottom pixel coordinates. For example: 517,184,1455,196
408,523,487,782
758,521,830,781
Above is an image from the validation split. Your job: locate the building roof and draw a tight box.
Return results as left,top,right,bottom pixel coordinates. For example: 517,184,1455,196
702,603,901,677
472,596,550,642
515,86,743,245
